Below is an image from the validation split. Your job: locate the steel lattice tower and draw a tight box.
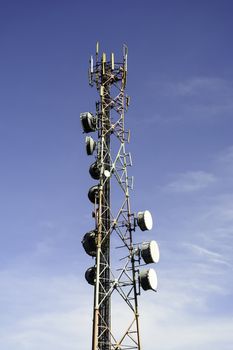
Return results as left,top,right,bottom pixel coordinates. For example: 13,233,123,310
80,43,160,350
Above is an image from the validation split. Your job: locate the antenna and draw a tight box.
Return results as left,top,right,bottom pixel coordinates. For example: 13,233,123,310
80,45,159,350
111,52,114,70
123,44,128,72
96,41,99,60
90,55,94,73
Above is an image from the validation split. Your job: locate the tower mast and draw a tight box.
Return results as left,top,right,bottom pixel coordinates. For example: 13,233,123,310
80,44,160,350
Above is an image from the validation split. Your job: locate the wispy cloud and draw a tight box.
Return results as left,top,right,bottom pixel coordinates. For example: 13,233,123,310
216,145,233,173
162,78,233,98
1,149,232,350
183,243,232,268
148,77,233,122
165,171,216,193
1,265,232,350
0,270,92,350
184,243,223,259
141,307,233,350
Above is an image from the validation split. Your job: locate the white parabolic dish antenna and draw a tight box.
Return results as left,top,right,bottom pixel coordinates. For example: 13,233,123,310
140,268,158,291
88,185,99,204
137,210,153,231
80,112,96,133
85,266,96,286
141,240,160,264
85,136,96,155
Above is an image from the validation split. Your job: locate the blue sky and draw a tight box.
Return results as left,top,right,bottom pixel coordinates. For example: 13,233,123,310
0,0,233,349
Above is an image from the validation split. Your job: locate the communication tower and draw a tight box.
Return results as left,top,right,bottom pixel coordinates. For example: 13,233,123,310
80,43,160,350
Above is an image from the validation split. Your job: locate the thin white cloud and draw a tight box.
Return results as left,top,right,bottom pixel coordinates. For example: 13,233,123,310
165,171,216,193
183,243,232,268
141,306,233,350
153,77,233,99
184,243,223,259
38,220,57,230
216,145,233,173
165,77,233,98
0,270,92,350
1,149,233,350
1,268,232,350
197,194,233,230
148,77,233,122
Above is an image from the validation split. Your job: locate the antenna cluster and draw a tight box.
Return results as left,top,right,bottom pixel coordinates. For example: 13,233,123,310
80,43,160,350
